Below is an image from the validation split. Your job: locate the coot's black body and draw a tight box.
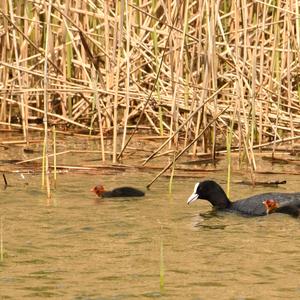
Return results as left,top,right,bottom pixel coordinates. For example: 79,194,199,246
91,184,145,198
187,180,300,217
102,187,145,198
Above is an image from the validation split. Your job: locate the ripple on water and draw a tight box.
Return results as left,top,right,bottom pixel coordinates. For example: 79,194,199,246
0,171,300,299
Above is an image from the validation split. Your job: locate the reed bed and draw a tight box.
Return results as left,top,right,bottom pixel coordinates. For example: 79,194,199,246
0,0,300,168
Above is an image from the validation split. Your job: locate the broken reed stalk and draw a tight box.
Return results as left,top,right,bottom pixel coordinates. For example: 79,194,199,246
43,0,52,198
2,98,92,131
147,107,228,189
143,82,230,165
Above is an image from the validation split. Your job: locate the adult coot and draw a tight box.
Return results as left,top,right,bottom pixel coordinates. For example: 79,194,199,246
263,199,300,218
187,180,300,216
91,184,145,198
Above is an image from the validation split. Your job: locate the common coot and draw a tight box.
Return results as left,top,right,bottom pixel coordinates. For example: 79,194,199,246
263,199,300,218
187,180,300,216
91,184,145,198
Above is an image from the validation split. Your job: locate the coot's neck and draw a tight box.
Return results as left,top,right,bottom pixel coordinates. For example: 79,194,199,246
208,188,231,209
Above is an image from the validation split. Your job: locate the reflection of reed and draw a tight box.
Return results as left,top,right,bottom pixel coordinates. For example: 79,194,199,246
158,222,164,293
0,216,3,262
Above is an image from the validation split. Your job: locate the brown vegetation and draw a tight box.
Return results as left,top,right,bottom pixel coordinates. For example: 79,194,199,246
1,0,300,168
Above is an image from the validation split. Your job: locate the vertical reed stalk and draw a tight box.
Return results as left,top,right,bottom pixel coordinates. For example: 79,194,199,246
7,0,28,142
121,0,131,151
297,0,300,102
53,126,57,188
208,1,218,160
271,2,281,158
66,30,73,119
0,1,8,122
64,0,73,119
104,1,113,128
113,0,125,163
226,127,232,198
286,5,294,151
250,31,258,150
151,0,163,135
43,0,52,198
258,3,267,149
168,1,175,148
42,135,46,187
93,74,106,161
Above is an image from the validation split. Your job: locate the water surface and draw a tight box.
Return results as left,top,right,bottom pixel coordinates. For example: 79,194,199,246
0,169,299,299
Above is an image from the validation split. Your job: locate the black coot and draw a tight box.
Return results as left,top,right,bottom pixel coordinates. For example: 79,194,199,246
91,184,145,198
187,180,300,216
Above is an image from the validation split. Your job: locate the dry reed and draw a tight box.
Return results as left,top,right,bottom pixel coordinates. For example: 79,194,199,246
0,0,299,171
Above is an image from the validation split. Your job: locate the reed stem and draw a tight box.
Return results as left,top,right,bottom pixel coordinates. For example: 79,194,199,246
113,0,125,163
53,126,57,188
43,0,52,198
42,135,46,187
226,127,232,198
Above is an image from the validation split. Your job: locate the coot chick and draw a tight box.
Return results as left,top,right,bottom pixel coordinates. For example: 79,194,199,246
187,180,300,216
91,184,145,198
263,199,300,218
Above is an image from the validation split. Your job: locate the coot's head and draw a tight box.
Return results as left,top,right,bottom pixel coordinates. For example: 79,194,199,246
187,180,231,209
91,184,105,197
263,199,279,214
